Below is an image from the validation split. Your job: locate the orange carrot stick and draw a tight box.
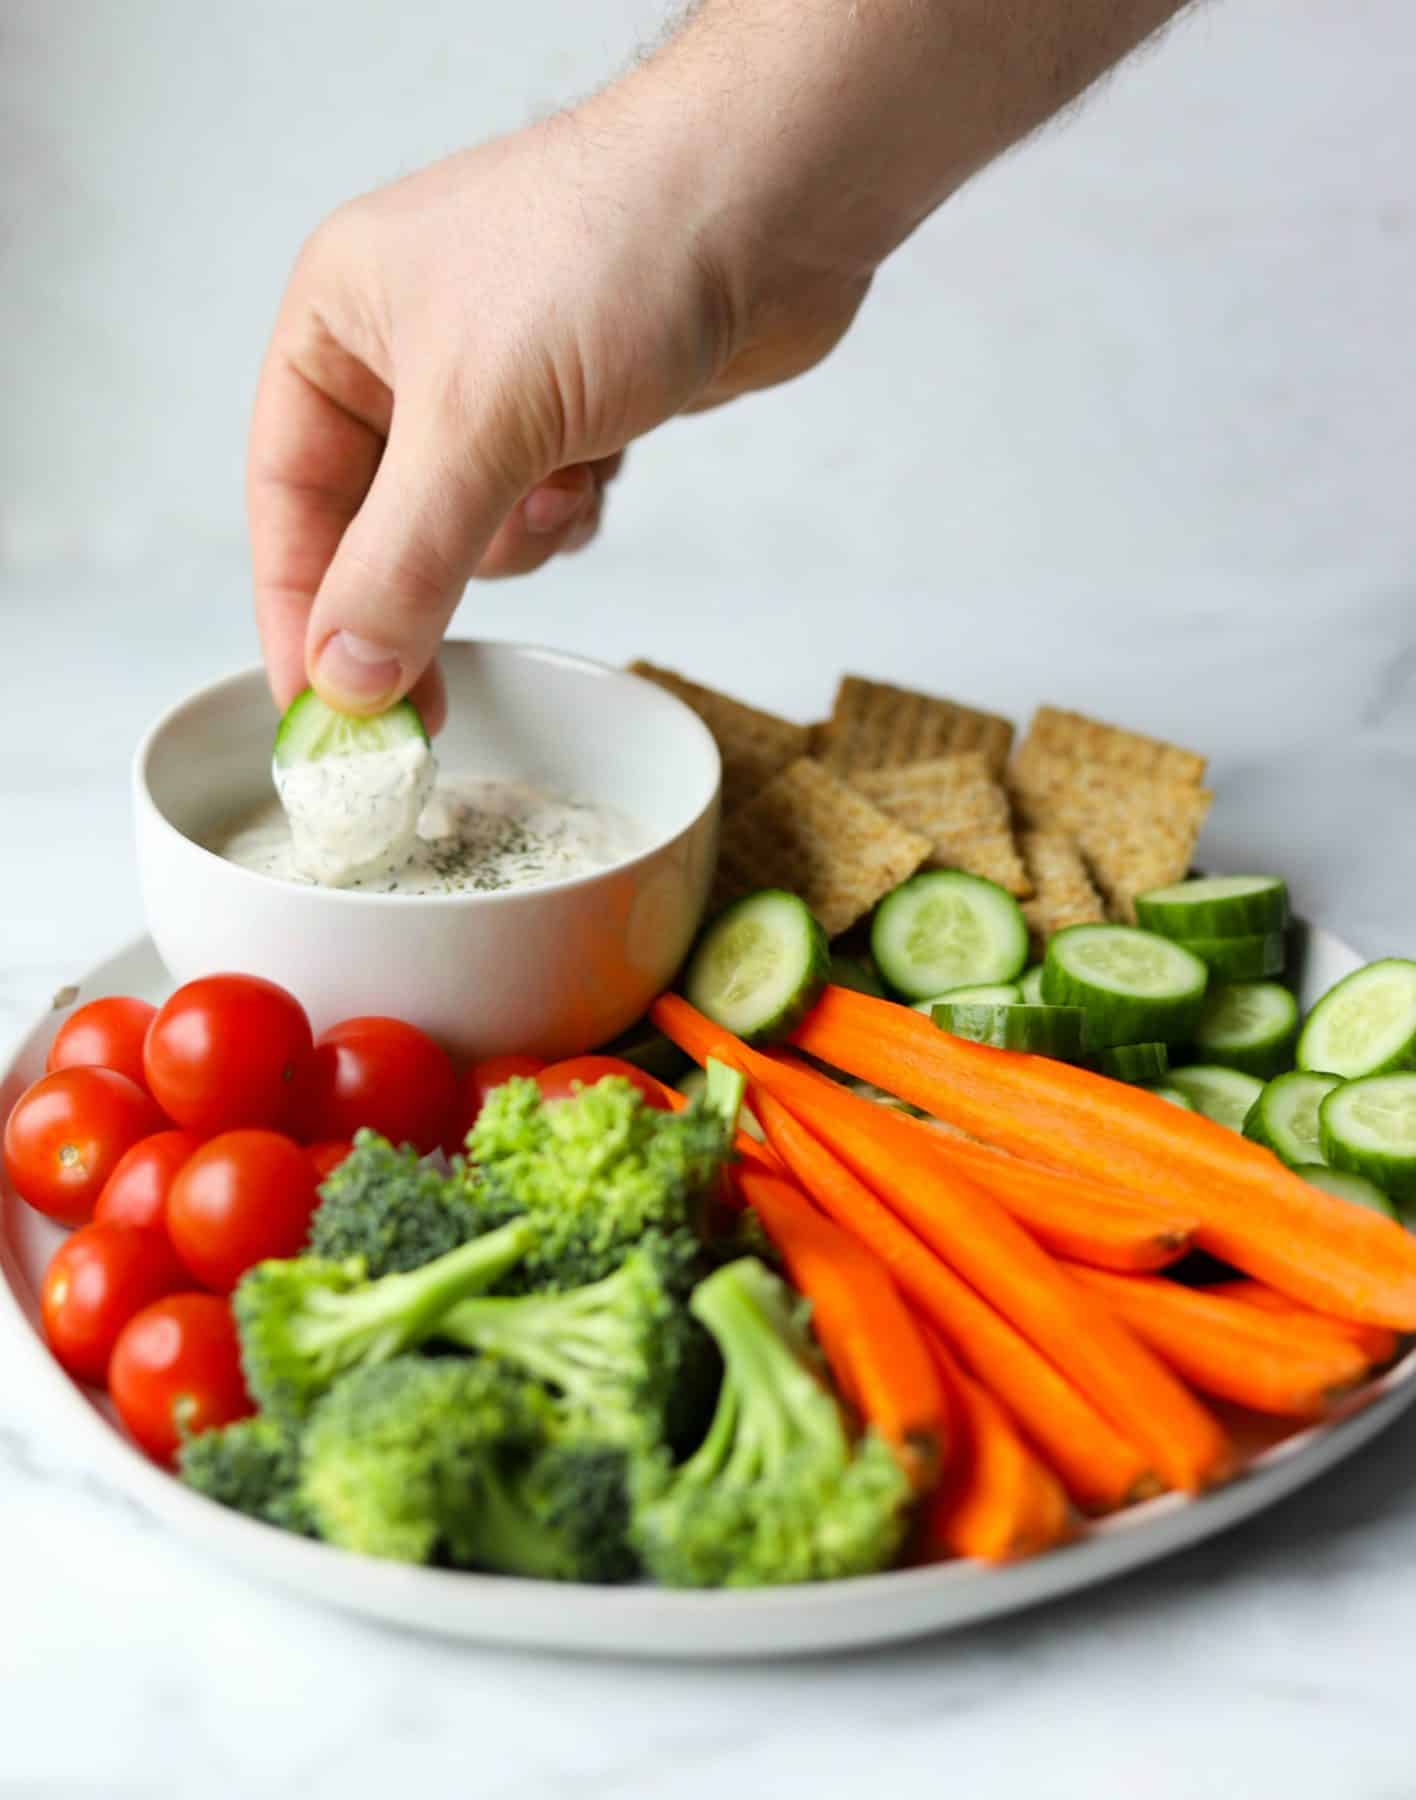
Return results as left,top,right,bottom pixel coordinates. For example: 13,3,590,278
747,1086,1154,1510
1207,1280,1400,1368
736,1167,948,1489
920,1331,1071,1563
789,986,1416,1329
1067,1266,1373,1417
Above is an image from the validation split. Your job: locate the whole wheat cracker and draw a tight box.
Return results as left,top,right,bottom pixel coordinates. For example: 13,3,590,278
629,662,810,811
819,675,1015,779
1018,830,1106,953
850,753,1031,897
1023,706,1207,787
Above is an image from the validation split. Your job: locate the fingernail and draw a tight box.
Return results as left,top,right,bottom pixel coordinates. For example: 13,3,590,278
523,476,591,536
314,631,404,708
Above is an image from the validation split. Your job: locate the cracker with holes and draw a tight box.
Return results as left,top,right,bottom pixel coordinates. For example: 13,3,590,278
629,662,810,812
818,676,1015,780
850,754,1031,897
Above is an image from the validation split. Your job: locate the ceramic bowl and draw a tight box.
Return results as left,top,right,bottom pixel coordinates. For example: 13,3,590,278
133,641,720,1059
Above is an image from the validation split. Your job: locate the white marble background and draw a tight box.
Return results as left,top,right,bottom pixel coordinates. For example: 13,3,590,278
4,0,1416,1793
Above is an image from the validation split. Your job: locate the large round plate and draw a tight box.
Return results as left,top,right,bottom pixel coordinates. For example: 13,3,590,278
4,928,1413,1659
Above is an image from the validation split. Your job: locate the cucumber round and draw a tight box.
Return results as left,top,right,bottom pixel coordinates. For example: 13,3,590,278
1319,1074,1416,1204
1182,933,1287,982
273,688,429,768
1090,1042,1169,1083
1146,1083,1195,1111
870,871,1028,1001
1134,875,1289,939
1242,1070,1343,1167
827,952,887,1000
1018,965,1046,1005
1190,981,1299,1079
912,982,1022,1015
1289,1164,1397,1221
1166,1064,1265,1133
682,889,829,1044
929,1002,1087,1060
1041,924,1208,1049
1297,958,1416,1080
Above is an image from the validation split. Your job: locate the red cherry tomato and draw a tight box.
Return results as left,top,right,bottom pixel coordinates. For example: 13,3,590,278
535,1056,674,1110
109,1293,252,1464
456,1053,548,1140
296,1016,457,1154
94,1128,204,1235
40,1221,186,1386
143,974,313,1135
3,1067,165,1226
46,995,158,1091
166,1130,320,1292
306,1139,354,1181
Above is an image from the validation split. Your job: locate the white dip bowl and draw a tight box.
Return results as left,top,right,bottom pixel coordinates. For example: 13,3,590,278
134,641,721,1060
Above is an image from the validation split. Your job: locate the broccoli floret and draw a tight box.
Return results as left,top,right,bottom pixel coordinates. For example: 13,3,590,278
631,1258,914,1588
178,1415,313,1534
234,1215,536,1423
465,1076,729,1290
308,1129,501,1275
450,1439,639,1583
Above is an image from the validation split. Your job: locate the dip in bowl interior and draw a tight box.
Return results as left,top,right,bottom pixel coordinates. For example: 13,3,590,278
134,641,721,1059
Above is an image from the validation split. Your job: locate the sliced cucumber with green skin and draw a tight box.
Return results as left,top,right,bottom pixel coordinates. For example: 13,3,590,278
1146,1083,1195,1111
1019,965,1046,1005
1166,1065,1265,1133
1190,981,1299,1079
1041,924,1208,1049
1319,1074,1416,1204
930,1002,1087,1060
827,952,887,1000
1297,958,1416,1079
1090,1043,1169,1083
1290,1163,1397,1220
1182,933,1287,982
272,688,429,767
912,982,1022,1015
1242,1070,1343,1167
870,870,1028,1001
682,889,829,1044
1134,875,1290,939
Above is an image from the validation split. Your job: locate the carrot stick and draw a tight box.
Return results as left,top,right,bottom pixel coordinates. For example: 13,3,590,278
1207,1280,1400,1369
736,1167,947,1490
1067,1266,1374,1417
746,1086,1154,1510
920,1332,1072,1563
789,985,1416,1329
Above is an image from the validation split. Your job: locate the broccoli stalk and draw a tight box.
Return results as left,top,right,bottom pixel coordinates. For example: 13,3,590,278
178,1415,312,1534
234,1215,536,1423
631,1258,914,1588
307,1129,499,1274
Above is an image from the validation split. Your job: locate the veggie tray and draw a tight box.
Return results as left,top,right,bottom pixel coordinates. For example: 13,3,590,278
4,927,1416,1661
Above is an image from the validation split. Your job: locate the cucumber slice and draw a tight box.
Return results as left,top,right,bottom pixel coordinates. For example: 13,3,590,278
1019,965,1046,1005
1289,1163,1397,1220
1041,924,1208,1049
827,953,887,1000
1190,981,1299,1079
1090,1043,1169,1083
870,871,1028,1001
1166,1064,1265,1133
912,982,1022,1015
1183,933,1287,981
1297,958,1416,1079
272,688,429,768
682,889,829,1044
930,1002,1087,1060
1134,875,1289,939
1319,1074,1416,1203
1146,1083,1195,1111
1242,1070,1343,1167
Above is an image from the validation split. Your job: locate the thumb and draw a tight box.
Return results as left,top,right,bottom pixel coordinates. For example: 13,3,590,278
304,393,528,713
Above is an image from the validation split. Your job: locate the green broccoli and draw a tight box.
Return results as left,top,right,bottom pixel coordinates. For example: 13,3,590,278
448,1439,639,1583
234,1215,536,1423
178,1415,313,1534
307,1129,501,1275
631,1258,915,1588
464,1076,729,1290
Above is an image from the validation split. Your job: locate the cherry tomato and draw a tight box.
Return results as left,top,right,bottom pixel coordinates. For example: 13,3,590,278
94,1128,204,1235
41,1221,186,1386
296,1016,457,1154
109,1293,252,1464
166,1129,320,1292
456,1053,548,1140
46,995,158,1091
143,973,312,1135
306,1139,354,1180
535,1055,674,1110
3,1067,165,1226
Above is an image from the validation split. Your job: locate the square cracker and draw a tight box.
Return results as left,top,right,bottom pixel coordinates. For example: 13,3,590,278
1023,706,1207,787
714,757,931,938
1018,830,1105,953
819,675,1015,779
629,662,810,811
851,754,1031,897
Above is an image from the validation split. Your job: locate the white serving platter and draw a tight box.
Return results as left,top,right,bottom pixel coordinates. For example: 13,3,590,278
3,928,1413,1660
